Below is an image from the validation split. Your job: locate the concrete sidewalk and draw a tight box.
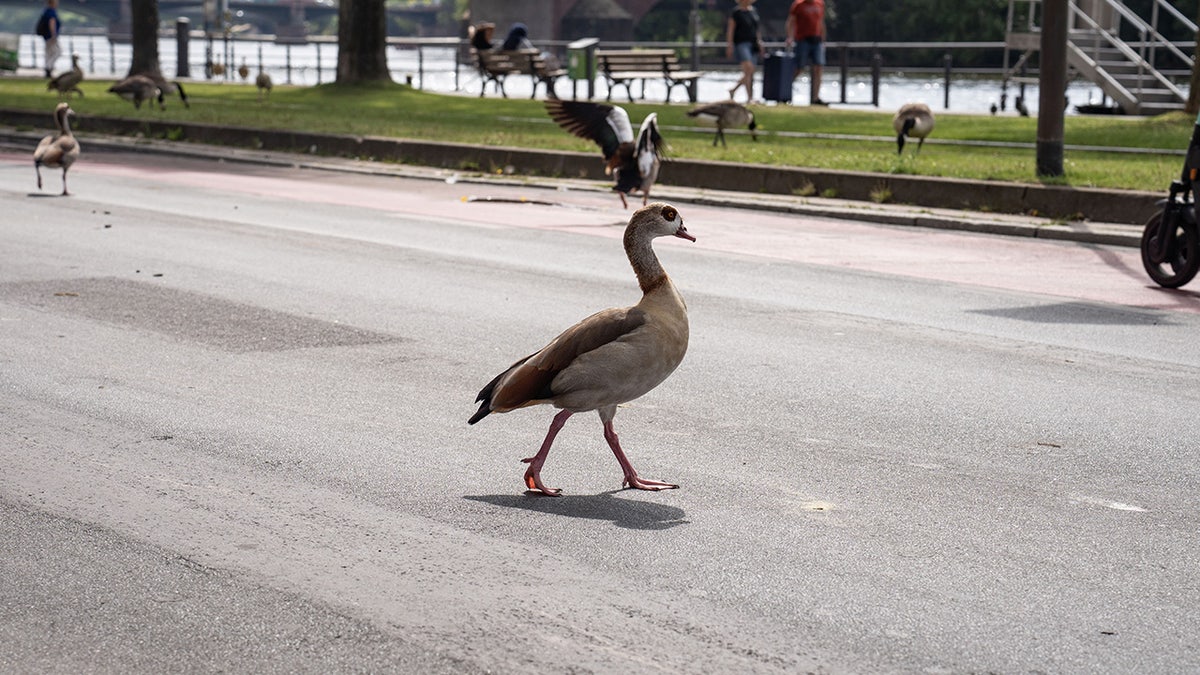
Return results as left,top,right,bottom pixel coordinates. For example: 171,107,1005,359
1,125,1146,249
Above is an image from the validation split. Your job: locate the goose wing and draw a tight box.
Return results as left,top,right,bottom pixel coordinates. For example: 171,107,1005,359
33,135,55,163
545,100,633,163
635,113,665,180
687,100,739,122
470,306,647,422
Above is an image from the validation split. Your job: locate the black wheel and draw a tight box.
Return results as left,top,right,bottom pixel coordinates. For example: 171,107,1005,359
1141,211,1200,288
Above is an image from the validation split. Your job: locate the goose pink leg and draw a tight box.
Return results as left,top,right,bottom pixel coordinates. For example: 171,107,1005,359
602,419,678,491
521,409,573,496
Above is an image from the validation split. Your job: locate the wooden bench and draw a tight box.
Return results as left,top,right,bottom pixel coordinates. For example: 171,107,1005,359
473,48,565,99
594,48,701,103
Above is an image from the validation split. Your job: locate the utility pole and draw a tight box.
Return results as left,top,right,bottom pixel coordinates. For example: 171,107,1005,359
1037,0,1068,177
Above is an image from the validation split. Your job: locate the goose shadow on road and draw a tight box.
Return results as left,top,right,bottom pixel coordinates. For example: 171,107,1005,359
465,491,689,531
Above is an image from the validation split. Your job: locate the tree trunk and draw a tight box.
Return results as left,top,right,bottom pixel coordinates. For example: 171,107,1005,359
129,0,162,78
337,0,391,83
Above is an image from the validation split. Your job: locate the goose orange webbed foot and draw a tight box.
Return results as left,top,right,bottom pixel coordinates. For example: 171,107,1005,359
522,459,563,496
622,474,679,491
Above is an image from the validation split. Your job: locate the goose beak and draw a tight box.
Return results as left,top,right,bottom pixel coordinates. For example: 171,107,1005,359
674,224,696,242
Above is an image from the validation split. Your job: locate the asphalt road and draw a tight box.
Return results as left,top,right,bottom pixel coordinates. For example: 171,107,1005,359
2,148,1199,673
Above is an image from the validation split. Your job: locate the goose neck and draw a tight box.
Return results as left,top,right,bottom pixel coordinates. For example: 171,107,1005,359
624,229,666,293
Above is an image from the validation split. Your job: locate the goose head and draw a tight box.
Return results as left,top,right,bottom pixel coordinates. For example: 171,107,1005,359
627,203,694,243
54,101,75,130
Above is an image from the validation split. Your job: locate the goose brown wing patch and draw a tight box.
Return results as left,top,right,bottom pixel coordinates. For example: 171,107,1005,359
489,307,647,412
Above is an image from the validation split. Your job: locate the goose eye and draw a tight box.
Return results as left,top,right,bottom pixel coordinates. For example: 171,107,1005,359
661,205,677,221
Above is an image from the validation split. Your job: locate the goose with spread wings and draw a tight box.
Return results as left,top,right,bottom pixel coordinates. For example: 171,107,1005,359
545,100,666,209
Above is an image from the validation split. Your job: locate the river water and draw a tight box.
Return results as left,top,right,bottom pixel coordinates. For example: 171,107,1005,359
20,33,1108,116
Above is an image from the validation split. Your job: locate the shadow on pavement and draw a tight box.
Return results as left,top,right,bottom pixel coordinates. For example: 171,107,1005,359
464,491,688,531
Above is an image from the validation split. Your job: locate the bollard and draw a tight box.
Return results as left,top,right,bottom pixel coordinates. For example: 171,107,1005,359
942,52,951,109
176,18,190,78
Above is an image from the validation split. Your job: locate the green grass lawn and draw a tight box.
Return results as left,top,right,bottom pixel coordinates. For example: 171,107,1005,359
2,77,1192,192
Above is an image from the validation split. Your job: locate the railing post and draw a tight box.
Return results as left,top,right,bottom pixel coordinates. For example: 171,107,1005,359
286,44,292,84
943,52,951,109
839,44,848,104
316,42,321,84
418,45,424,89
870,51,881,107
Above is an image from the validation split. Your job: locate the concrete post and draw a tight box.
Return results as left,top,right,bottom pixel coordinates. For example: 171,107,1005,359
1037,0,1069,177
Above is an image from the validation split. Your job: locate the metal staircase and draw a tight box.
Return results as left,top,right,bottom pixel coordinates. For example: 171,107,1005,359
1004,0,1195,115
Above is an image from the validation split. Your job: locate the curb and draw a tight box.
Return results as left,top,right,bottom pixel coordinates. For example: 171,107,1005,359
2,112,1146,248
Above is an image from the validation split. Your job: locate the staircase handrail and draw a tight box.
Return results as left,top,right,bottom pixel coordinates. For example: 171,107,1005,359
1070,3,1187,101
1091,0,1193,69
1152,0,1197,36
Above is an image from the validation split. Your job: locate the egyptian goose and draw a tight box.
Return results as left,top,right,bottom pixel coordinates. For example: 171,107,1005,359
34,102,80,196
469,203,694,495
687,100,757,147
47,53,84,99
237,59,250,81
893,102,934,154
545,100,665,209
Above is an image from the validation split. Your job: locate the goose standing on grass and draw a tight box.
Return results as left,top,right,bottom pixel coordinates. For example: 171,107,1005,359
34,102,80,196
147,73,190,108
47,53,83,98
256,70,273,102
469,203,694,496
893,102,934,155
687,100,757,147
237,59,250,81
108,74,163,110
108,74,190,110
545,100,666,209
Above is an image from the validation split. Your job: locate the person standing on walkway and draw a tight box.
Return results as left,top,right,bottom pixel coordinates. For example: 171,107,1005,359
36,0,61,78
726,0,764,103
785,0,827,105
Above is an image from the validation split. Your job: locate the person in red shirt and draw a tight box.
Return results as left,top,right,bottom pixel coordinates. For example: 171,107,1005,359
785,0,827,105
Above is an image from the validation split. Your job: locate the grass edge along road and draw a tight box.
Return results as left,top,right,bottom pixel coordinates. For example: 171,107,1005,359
0,78,1189,192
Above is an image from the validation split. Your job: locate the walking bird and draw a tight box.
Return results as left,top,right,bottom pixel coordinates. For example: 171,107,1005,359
893,102,935,155
687,100,757,147
34,102,80,196
47,53,84,99
469,203,694,495
545,100,665,209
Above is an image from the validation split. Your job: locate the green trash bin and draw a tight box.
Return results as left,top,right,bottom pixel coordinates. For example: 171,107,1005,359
0,33,18,73
566,38,599,99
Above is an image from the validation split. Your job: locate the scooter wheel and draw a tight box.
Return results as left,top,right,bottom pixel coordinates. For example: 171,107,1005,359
1141,211,1200,288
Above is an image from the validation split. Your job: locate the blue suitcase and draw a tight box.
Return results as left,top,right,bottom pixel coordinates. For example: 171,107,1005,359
762,52,795,103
